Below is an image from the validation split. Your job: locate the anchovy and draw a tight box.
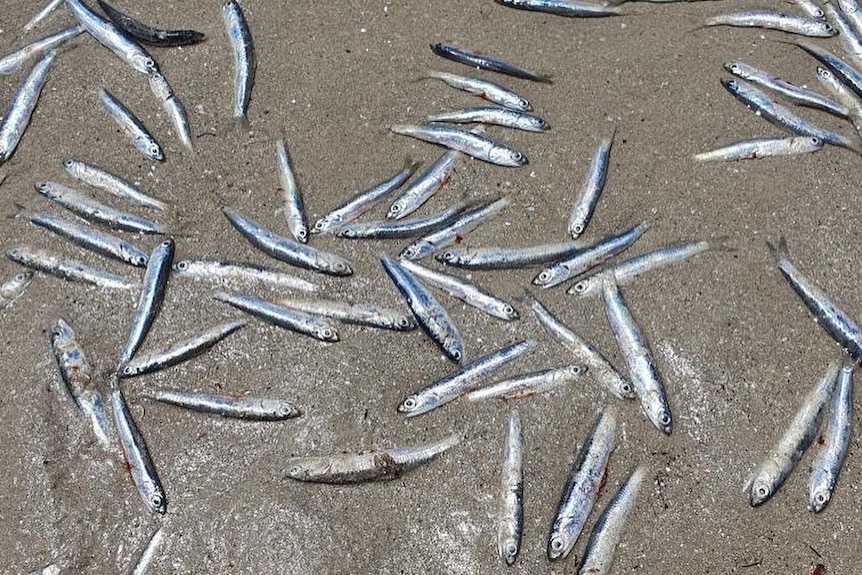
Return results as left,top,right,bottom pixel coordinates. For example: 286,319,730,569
391,124,527,167
65,0,159,75
149,73,194,151
129,526,167,575
399,260,519,321
387,148,463,219
0,50,56,164
809,362,853,512
721,78,861,153
0,25,84,75
277,297,415,331
568,240,713,298
703,11,836,36
795,0,825,19
100,89,164,161
824,3,862,56
769,236,862,361
815,66,862,136
142,389,302,421
548,407,617,561
338,201,470,240
838,0,862,38
602,275,671,434
467,365,585,401
118,239,174,366
78,389,110,448
313,158,421,234
222,0,255,120
97,0,206,47
275,139,308,243
6,245,138,290
792,41,862,101
569,132,614,239
495,0,622,17
62,159,166,210
110,382,166,514
221,206,352,276
380,254,463,362
723,63,847,118
692,136,824,162
174,259,318,292
24,0,64,31
431,43,552,83
50,318,92,409
528,296,635,400
498,410,524,565
120,320,247,378
214,291,339,342
30,213,150,267
0,270,34,309
748,361,839,506
534,222,648,288
577,465,647,575
436,240,584,270
397,340,536,416
286,434,459,484
400,197,509,260
424,70,532,111
36,181,163,234
427,106,550,132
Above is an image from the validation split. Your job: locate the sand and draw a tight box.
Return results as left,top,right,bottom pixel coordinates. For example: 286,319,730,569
1,0,861,573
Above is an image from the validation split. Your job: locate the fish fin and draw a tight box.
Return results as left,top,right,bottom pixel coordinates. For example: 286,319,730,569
403,156,422,174
765,236,790,263
233,114,252,133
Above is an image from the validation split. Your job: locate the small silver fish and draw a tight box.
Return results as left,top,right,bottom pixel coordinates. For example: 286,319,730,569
704,10,836,36
693,136,824,162
0,50,56,165
222,0,255,121
497,410,523,565
427,106,549,132
62,159,166,210
275,139,308,243
748,361,839,506
0,25,83,75
149,73,194,151
824,3,862,56
6,245,139,290
815,66,862,136
30,213,150,267
795,0,825,20
466,365,584,401
435,240,584,270
397,340,536,417
793,41,862,102
387,148,463,219
129,526,167,575
277,297,416,331
215,291,339,342
100,89,164,162
50,318,92,409
495,0,622,17
0,269,34,309
424,70,532,111
391,124,527,167
286,434,459,484
431,43,552,84
24,0,64,32
809,362,853,512
142,389,302,421
174,259,318,292
569,131,615,239
338,201,470,240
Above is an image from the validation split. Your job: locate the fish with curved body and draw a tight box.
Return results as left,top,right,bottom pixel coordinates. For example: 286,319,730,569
0,25,83,75
36,181,164,234
838,0,862,39
427,106,549,132
495,0,621,16
768,236,862,361
100,89,164,161
748,361,839,506
400,197,509,260
534,222,648,288
142,389,301,421
693,136,824,162
173,259,317,292
65,0,159,75
792,41,862,101
30,213,150,267
601,275,672,434
809,362,853,512
338,201,470,240
795,0,825,19
222,0,255,121
222,206,352,276
0,50,56,165
24,0,64,31
380,254,463,362
431,43,552,84
548,407,616,561
424,70,532,111
276,297,416,331
387,148,463,219
391,124,527,167
814,66,862,136
0,270,34,309
119,320,247,378
577,465,647,575
97,0,206,47
149,73,194,150
497,410,523,565
6,245,138,290
466,365,585,401
569,132,615,239
435,240,584,270
286,434,459,484
397,340,536,416
50,318,92,409
568,240,713,298
275,139,308,243
399,259,518,321
823,3,862,57
528,296,635,400
215,291,339,342
313,158,420,234
703,11,836,36
62,159,166,210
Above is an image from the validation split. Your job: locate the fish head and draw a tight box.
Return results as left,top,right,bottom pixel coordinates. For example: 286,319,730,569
488,147,527,167
137,137,164,162
399,243,423,260
312,216,337,234
133,54,159,76
321,256,352,277
533,266,562,287
314,326,339,342
564,365,586,378
397,393,435,416
392,315,416,331
819,22,836,35
434,249,464,266
498,538,519,565
809,484,831,513
532,117,551,131
387,199,407,218
51,318,74,345
568,276,599,298
547,530,574,561
120,244,149,267
748,468,777,507
497,303,518,321
649,404,673,435
286,461,308,480
722,61,747,78
143,483,167,514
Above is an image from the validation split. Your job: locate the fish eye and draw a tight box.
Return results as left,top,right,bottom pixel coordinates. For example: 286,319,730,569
440,251,454,260
289,465,303,476
549,536,565,552
122,365,134,375
334,262,348,273
537,271,551,283
451,349,462,361
320,328,334,340
519,98,529,108
503,305,514,315
573,281,588,293
511,151,523,161
570,365,582,375
150,144,161,155
15,273,27,282
621,382,633,395
810,137,821,145
402,397,417,410
572,224,585,236
505,541,518,557
313,221,325,231
63,159,73,168
755,485,769,498
176,261,188,270
36,182,49,191
9,248,20,257
151,494,163,509
824,23,834,32
815,491,827,504
390,202,402,213
402,247,416,258
397,317,411,329
659,412,671,426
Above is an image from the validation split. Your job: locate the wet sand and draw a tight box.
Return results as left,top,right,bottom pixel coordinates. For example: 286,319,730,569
2,1,862,573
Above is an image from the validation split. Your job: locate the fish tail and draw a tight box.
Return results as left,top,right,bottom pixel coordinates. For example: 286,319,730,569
765,236,791,264
403,156,422,173
234,114,252,133
708,235,737,253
